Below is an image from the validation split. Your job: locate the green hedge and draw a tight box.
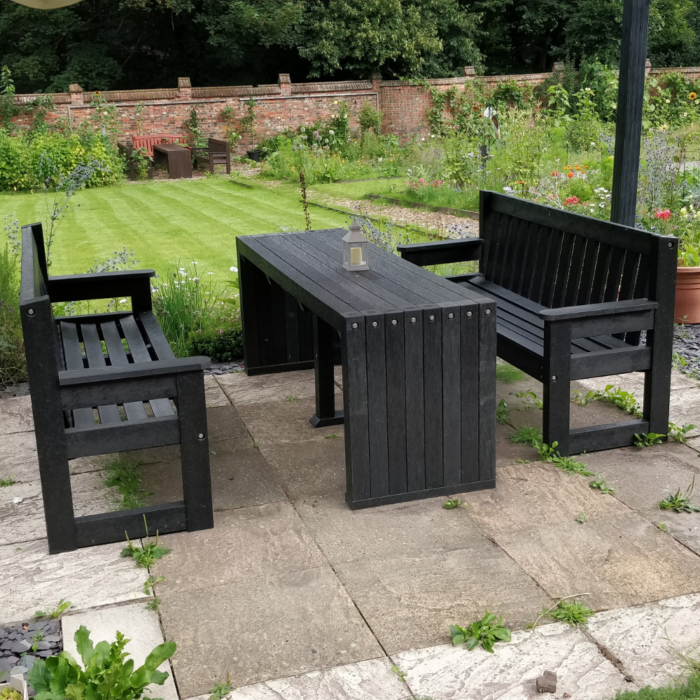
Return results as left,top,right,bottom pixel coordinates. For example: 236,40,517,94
0,130,124,192
189,326,243,363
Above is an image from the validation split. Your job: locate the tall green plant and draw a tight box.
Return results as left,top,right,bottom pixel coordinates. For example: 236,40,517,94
0,220,24,385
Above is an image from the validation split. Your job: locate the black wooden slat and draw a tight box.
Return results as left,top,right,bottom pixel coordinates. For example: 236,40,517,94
482,209,500,280
570,346,652,379
541,229,565,308
366,314,389,498
604,247,626,303
563,235,587,307
530,226,552,304
460,305,479,484
505,217,529,293
101,321,149,421
119,315,174,417
284,292,301,363
423,307,443,489
625,253,651,345
569,420,649,454
590,243,613,304
80,323,122,425
270,281,288,365
553,232,575,307
59,321,95,428
138,311,176,359
404,309,425,493
478,303,497,481
386,313,408,494
442,306,461,487
576,239,599,305
494,215,517,288
239,251,262,371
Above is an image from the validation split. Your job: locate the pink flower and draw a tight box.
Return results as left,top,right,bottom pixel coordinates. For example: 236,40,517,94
419,178,425,184
564,196,580,206
655,209,671,220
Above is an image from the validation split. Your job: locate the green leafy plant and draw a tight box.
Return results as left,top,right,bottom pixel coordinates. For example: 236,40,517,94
510,390,543,409
0,476,15,487
536,441,558,462
143,575,165,596
668,422,696,443
634,432,666,448
659,477,700,513
552,455,594,476
209,674,234,700
548,598,595,626
443,498,467,510
450,612,512,653
496,399,510,425
103,459,148,511
145,598,162,612
576,512,588,524
572,389,596,406
0,688,22,700
121,517,171,568
657,523,669,532
496,363,525,383
589,477,615,495
324,433,340,439
31,631,45,652
27,625,176,700
593,385,642,418
358,101,383,136
510,426,542,446
35,599,72,619
390,665,407,683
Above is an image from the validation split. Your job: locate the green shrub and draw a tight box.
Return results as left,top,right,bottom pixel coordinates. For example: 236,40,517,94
190,324,243,362
358,100,383,135
0,222,25,385
0,130,124,192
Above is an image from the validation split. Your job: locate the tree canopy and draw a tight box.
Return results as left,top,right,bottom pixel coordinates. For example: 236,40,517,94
1,0,698,93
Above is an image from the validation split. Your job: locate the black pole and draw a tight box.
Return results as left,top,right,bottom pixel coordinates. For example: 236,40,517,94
610,0,651,227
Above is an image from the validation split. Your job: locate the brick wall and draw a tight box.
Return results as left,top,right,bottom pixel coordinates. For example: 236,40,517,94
10,64,698,152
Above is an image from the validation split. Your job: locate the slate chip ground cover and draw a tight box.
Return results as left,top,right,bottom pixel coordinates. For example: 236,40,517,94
0,619,62,677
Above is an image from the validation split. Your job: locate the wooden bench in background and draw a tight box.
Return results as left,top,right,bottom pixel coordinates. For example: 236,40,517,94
20,223,214,553
194,138,231,174
399,191,677,456
132,134,186,157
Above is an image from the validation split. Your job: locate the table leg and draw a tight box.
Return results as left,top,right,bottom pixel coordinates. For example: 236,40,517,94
310,314,344,427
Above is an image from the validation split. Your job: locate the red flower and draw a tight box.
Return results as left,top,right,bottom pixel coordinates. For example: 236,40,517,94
551,170,559,176
567,171,574,179
564,196,580,206
655,209,671,220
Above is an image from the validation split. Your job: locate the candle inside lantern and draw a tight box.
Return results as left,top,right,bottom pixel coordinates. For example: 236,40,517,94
350,246,363,265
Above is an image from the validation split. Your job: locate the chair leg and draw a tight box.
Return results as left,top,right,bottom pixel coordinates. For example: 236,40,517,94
543,323,572,456
311,314,344,427
39,449,78,554
176,372,214,531
644,327,672,437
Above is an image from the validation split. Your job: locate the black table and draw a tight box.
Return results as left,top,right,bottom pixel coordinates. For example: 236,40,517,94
237,229,497,508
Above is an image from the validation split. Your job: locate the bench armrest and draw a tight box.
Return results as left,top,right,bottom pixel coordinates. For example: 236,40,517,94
539,299,658,322
539,299,658,339
59,356,211,386
48,270,155,310
398,238,483,267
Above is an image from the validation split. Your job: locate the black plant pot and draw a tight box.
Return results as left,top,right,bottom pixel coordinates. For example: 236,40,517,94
247,150,261,162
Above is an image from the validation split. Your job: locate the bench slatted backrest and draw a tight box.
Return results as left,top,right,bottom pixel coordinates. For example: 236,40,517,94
132,134,185,156
480,191,660,312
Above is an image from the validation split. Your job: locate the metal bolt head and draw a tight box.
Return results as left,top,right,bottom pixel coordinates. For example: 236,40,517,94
391,319,398,325
448,313,454,319
352,322,358,329
411,317,416,323
372,321,378,327
467,311,473,317
551,375,558,381
429,314,435,321
668,241,674,248
486,309,492,315
27,308,35,316
197,432,206,440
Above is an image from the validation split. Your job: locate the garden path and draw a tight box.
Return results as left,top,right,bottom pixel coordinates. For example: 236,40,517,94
1,368,700,699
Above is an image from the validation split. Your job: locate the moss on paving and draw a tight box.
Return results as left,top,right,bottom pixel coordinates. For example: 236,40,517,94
0,177,350,277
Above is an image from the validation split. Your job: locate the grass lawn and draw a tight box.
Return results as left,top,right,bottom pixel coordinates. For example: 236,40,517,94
0,177,350,278
614,674,700,699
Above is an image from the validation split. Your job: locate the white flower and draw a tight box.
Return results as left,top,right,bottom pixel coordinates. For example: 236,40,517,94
503,186,513,193
179,271,187,276
190,261,198,265
179,267,185,271
230,266,238,272
378,157,383,162
329,129,335,136
207,271,214,275
599,203,605,208
193,277,200,282
590,142,596,147
430,134,435,138
119,298,127,304
421,137,425,141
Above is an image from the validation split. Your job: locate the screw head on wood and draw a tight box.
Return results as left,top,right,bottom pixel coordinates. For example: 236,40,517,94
467,311,473,317
197,432,206,440
411,317,416,323
352,323,358,329
552,375,558,381
392,319,398,325
486,309,492,315
27,308,35,316
372,321,378,327
429,314,435,321
448,313,454,319
668,241,674,248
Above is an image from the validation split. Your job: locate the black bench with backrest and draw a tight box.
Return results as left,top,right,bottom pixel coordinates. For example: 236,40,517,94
399,191,677,456
193,138,231,174
20,223,214,553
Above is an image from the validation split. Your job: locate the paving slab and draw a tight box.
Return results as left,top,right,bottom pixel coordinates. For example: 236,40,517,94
392,623,628,700
0,471,111,546
219,658,410,700
205,375,231,407
334,539,551,654
259,436,346,500
0,432,39,483
236,397,345,446
62,602,178,700
152,502,326,595
141,441,286,511
586,593,700,689
69,453,120,475
462,464,700,609
582,443,700,555
0,396,34,435
216,369,340,407
0,539,147,624
159,567,383,697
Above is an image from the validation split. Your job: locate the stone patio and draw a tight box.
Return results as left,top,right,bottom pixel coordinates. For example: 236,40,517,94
2,367,700,700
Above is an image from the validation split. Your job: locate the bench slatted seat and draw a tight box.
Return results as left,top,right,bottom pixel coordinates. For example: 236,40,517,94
20,223,214,553
399,191,677,456
193,138,231,174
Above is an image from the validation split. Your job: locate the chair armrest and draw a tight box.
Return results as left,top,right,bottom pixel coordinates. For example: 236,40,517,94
539,299,657,340
59,356,211,387
539,299,658,322
398,238,483,267
48,270,155,309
